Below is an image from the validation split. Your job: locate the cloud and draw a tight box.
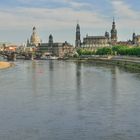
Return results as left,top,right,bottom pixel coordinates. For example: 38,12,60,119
0,7,109,30
0,4,111,44
58,0,92,9
110,0,140,29
111,0,139,19
16,0,92,9
2,0,140,43
0,0,110,30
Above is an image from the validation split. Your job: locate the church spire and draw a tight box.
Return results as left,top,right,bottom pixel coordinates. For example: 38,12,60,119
27,38,30,47
75,23,81,48
113,17,115,23
111,18,117,44
132,32,136,44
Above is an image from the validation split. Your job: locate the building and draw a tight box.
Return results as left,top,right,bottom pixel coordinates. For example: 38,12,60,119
38,35,75,58
76,19,117,49
75,23,81,48
26,27,75,57
105,31,110,39
117,40,132,46
27,27,41,47
82,35,110,48
132,32,140,46
0,44,17,52
111,18,118,44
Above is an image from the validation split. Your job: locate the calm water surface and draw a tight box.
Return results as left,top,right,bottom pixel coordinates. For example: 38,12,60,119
0,60,140,140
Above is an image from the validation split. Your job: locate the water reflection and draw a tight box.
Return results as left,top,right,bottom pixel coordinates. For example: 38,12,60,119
48,61,54,97
75,62,82,101
0,60,140,140
31,61,38,96
109,67,118,133
49,60,54,71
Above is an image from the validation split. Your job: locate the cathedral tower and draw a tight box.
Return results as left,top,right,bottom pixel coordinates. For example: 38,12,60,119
132,32,136,44
75,23,81,48
49,34,53,45
111,18,117,44
105,31,110,39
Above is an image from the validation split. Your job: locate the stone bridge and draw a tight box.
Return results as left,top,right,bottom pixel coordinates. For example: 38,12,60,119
0,51,36,61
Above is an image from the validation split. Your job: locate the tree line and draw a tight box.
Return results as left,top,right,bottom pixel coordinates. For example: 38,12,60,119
77,46,140,56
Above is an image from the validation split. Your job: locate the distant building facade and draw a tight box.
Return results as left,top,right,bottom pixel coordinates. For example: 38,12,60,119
76,19,118,49
116,32,140,47
0,44,17,52
38,35,75,57
26,27,74,57
132,32,140,46
120,32,140,47
82,35,110,48
117,40,132,46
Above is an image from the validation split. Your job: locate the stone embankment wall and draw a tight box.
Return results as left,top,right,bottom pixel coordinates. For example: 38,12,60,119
74,56,140,71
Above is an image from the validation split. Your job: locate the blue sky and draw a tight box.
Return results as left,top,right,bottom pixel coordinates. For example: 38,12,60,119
0,0,140,45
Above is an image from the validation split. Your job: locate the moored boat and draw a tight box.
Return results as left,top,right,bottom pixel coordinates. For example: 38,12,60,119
40,55,58,60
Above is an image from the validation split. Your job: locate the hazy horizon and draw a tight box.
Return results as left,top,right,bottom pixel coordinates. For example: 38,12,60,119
0,0,140,45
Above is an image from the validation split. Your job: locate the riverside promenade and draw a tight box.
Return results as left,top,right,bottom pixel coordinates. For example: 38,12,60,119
71,56,140,71
0,61,11,69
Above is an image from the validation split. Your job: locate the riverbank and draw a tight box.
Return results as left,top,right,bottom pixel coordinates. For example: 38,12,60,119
68,56,140,72
0,61,12,69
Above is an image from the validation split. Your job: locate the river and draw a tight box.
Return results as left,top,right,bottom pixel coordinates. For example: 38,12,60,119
0,60,140,140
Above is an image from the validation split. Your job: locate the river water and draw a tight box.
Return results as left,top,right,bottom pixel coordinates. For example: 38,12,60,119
0,60,140,140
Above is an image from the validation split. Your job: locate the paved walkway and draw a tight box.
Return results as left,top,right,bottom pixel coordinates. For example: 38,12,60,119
111,56,140,64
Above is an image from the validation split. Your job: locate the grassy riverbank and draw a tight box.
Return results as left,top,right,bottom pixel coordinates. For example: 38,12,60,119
0,61,11,69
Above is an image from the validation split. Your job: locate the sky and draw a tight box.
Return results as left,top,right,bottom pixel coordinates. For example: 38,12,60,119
0,0,140,45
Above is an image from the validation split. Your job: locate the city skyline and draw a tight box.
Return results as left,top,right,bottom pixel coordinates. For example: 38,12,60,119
0,0,140,45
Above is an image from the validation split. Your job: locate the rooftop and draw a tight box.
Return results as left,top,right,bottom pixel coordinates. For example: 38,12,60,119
84,36,107,39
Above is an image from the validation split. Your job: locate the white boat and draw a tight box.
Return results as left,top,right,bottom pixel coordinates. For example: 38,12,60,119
41,55,58,60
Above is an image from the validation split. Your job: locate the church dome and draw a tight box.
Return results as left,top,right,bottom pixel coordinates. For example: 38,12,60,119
49,34,53,39
30,27,41,46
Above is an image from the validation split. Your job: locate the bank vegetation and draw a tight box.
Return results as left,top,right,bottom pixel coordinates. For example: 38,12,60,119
75,46,140,71
77,45,140,56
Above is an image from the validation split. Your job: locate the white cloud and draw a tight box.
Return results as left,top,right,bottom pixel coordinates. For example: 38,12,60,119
0,5,111,43
111,0,139,19
60,0,92,9
109,0,140,40
16,0,92,9
0,7,109,30
3,0,140,43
